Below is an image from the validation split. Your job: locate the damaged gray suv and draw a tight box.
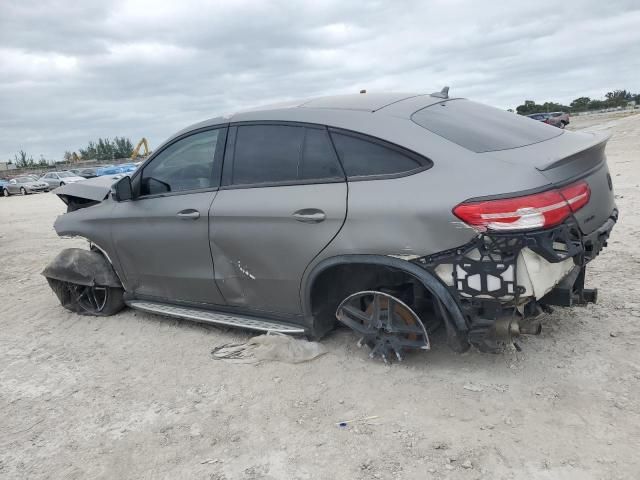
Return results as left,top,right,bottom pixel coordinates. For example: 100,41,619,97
44,90,617,359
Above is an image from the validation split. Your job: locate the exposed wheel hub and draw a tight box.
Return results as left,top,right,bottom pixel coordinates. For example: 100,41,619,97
336,290,430,363
47,279,109,314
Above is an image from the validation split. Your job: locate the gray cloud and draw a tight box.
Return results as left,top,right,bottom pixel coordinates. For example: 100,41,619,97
1,0,639,160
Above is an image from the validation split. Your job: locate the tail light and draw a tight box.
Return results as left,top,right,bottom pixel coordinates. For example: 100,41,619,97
453,181,590,232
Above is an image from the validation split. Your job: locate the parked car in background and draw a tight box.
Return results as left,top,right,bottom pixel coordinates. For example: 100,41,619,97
0,178,8,196
45,91,616,359
3,176,49,195
96,165,128,176
118,163,139,173
78,168,99,179
549,111,570,127
526,111,570,128
40,171,86,189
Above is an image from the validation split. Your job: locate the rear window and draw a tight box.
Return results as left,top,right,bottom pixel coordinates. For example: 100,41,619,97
329,131,426,178
411,99,563,153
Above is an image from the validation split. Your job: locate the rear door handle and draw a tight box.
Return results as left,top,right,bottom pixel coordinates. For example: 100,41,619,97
292,208,326,223
177,209,200,220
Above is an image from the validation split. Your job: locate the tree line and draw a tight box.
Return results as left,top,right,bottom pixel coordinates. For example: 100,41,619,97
516,89,639,115
11,150,49,168
66,137,134,162
9,136,138,169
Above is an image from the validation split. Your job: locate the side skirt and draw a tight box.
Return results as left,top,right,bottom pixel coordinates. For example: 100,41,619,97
126,299,306,334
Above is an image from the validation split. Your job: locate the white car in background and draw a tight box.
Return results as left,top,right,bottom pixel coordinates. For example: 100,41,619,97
40,171,86,189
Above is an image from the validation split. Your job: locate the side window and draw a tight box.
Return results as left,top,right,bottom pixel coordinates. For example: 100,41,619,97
329,131,424,178
140,129,220,196
230,124,344,186
300,128,343,180
232,125,304,185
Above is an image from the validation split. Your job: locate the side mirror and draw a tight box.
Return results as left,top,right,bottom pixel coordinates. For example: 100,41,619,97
113,176,133,202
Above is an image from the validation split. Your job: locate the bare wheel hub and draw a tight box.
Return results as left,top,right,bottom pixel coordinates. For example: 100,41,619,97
336,290,430,363
64,283,109,314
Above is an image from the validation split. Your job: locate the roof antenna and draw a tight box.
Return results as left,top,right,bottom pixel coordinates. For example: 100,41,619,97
430,86,449,99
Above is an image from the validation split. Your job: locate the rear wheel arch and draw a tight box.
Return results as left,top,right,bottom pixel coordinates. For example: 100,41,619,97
303,254,469,351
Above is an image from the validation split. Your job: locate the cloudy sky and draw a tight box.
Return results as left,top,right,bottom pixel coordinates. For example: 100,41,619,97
1,0,639,161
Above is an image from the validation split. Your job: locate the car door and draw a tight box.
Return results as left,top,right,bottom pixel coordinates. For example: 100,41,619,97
110,127,228,305
8,179,18,194
210,123,347,315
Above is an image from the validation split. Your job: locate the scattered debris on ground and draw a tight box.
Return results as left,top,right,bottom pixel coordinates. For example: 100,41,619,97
211,332,327,364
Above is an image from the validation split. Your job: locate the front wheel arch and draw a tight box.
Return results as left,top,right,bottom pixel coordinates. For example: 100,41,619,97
42,248,125,316
303,255,469,352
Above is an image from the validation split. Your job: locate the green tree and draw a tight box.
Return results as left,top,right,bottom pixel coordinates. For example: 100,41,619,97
79,140,97,160
516,100,569,115
516,100,537,115
604,90,633,108
14,150,35,168
588,99,605,110
77,137,134,160
113,137,134,158
570,97,591,111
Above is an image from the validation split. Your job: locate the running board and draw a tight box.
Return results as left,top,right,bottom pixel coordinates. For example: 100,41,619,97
126,300,306,334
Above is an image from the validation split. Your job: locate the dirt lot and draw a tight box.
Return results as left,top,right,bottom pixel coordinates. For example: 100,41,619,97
1,112,639,480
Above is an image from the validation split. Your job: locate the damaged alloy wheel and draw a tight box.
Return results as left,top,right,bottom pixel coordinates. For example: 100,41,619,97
336,291,430,363
46,279,125,316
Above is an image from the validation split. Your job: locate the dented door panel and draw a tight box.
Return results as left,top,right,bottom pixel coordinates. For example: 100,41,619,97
209,183,347,314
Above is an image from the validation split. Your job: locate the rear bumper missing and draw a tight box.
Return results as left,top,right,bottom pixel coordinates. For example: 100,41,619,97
413,210,618,351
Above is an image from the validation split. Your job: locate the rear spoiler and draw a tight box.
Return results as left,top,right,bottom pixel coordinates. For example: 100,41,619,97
536,132,611,172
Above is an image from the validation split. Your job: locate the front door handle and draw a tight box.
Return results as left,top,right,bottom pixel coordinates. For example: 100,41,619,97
177,209,200,220
292,208,326,223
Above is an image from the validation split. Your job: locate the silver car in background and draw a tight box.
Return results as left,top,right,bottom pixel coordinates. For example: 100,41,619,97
3,176,50,195
40,171,86,189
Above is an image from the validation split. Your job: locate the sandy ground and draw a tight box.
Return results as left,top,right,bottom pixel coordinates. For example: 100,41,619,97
1,112,639,480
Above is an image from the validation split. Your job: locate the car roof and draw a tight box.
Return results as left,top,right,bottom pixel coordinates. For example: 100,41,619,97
171,92,451,141
297,92,427,112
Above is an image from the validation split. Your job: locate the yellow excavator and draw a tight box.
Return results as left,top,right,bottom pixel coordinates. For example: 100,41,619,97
131,138,150,159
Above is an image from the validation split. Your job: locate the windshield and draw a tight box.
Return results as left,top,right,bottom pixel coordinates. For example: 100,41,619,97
17,177,32,183
58,172,74,178
411,99,563,153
